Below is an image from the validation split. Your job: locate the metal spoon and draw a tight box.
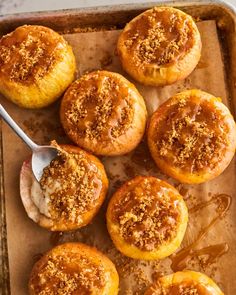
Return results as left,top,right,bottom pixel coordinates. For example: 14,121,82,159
0,104,58,181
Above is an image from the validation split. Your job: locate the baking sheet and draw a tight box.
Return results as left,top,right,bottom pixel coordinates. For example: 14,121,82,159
1,20,236,294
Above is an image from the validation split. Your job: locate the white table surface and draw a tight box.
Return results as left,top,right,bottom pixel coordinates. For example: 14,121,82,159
0,0,235,15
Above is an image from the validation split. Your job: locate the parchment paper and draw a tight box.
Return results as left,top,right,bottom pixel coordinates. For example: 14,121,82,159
1,20,236,295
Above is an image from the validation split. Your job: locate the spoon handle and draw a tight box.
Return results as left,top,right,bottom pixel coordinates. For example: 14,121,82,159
0,104,38,151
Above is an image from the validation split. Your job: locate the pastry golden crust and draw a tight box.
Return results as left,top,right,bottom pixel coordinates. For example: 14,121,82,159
117,7,201,86
106,176,188,260
20,144,108,231
0,25,76,108
147,89,236,184
60,70,147,156
29,242,119,295
144,271,224,295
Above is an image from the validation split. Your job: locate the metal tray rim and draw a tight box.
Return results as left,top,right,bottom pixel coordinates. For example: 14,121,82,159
0,0,235,20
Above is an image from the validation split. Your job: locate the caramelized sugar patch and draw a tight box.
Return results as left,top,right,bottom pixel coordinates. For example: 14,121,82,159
31,253,105,295
65,74,134,141
40,149,102,223
0,26,65,83
150,281,213,295
154,98,229,173
112,178,180,251
123,8,195,66
168,282,212,295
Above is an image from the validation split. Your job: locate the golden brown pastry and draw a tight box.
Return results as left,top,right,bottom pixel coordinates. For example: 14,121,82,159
29,242,119,295
60,70,147,156
0,25,76,108
117,7,201,86
144,271,224,295
20,144,108,231
106,176,188,260
147,89,236,184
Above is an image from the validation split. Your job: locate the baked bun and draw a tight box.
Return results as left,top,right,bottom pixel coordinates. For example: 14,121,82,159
29,242,119,295
60,70,147,156
117,7,201,86
20,144,108,231
106,176,188,260
147,89,236,184
0,25,76,108
144,270,224,295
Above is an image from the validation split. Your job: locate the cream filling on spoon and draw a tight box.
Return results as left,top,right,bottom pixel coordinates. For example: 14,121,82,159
30,141,64,219
30,178,51,218
31,177,66,219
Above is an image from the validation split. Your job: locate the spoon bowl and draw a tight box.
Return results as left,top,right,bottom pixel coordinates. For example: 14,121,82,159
0,104,59,181
31,145,58,181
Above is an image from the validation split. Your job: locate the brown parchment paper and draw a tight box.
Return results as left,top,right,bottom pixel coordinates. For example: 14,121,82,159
1,20,236,295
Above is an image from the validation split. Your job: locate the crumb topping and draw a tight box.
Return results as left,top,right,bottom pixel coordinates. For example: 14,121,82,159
153,97,229,173
0,25,66,83
112,177,180,251
64,72,134,141
30,252,106,294
123,8,195,66
148,281,212,295
40,147,103,224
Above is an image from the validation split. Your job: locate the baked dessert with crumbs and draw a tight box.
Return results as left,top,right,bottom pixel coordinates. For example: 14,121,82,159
147,89,236,184
20,143,108,231
106,176,188,260
0,25,76,108
144,271,224,295
117,7,201,86
29,242,119,295
60,70,147,156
